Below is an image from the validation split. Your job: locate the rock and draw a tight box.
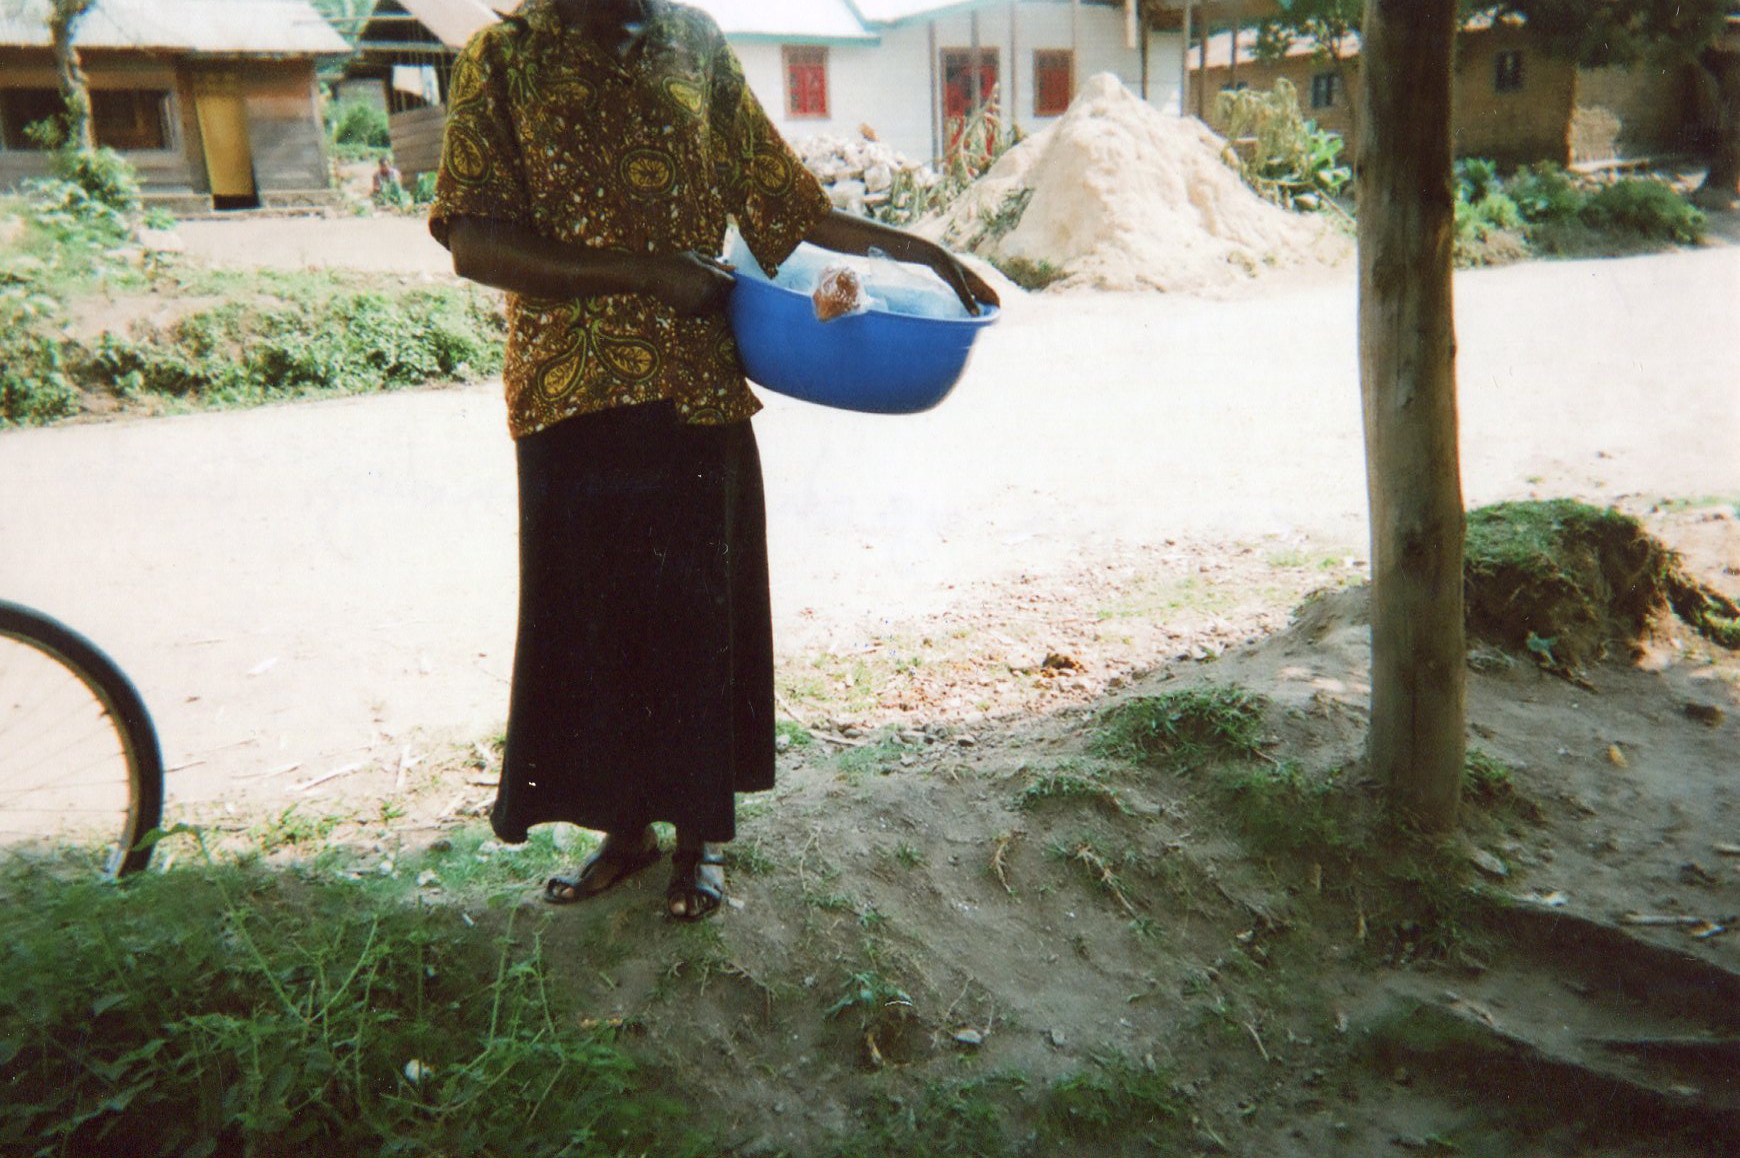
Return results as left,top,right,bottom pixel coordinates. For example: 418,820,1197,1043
138,227,186,253
1467,848,1508,878
1685,702,1725,727
952,1028,984,1047
1048,1028,1067,1048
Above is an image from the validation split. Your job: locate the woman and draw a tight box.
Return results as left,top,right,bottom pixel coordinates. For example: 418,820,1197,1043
431,0,997,919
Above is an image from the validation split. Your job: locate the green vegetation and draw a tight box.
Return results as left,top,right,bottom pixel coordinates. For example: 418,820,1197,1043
1013,766,1132,815
0,849,697,1157
1215,77,1352,213
1095,686,1267,768
1219,758,1353,857
1463,499,1740,663
988,255,1066,291
86,286,502,407
0,151,504,428
1455,159,1705,265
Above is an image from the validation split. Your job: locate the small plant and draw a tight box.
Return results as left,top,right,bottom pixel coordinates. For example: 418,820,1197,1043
1096,686,1266,768
1463,748,1515,803
1041,1055,1185,1147
775,719,815,750
1219,759,1353,857
1013,768,1131,815
990,254,1066,290
893,842,925,869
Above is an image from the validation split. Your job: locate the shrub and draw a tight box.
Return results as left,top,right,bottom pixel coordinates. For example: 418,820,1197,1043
332,98,391,148
1216,78,1351,211
53,146,141,214
1505,161,1582,224
1579,178,1705,244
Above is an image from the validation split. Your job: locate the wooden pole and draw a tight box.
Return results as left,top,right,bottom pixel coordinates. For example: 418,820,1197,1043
1357,0,1465,832
1180,0,1193,117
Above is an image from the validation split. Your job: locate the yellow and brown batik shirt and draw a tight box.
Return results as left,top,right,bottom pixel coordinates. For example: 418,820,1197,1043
429,0,831,438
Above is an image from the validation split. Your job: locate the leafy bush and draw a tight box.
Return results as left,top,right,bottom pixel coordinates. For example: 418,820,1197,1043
1216,78,1351,211
1579,178,1705,244
53,146,141,214
85,287,504,405
1505,161,1581,224
331,98,391,148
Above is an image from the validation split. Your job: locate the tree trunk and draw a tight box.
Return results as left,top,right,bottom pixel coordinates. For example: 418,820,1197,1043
1694,47,1740,209
49,0,97,151
1356,0,1465,832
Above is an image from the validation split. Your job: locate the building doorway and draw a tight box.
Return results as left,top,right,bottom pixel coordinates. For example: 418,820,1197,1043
192,72,258,210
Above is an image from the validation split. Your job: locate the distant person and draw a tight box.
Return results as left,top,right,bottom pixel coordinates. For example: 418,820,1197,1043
370,156,401,198
429,0,995,920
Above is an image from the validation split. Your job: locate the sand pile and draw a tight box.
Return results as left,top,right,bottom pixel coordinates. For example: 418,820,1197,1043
924,73,1340,293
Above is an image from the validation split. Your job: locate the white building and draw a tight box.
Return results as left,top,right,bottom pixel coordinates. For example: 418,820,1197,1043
355,0,1214,173
703,0,1188,164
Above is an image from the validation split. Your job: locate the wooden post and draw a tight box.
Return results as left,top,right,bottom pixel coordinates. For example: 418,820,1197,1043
1180,0,1193,116
1357,0,1465,833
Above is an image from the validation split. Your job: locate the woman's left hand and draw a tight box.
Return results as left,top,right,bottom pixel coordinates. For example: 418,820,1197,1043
925,247,1000,317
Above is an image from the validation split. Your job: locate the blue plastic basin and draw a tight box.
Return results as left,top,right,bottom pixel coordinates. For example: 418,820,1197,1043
727,273,998,415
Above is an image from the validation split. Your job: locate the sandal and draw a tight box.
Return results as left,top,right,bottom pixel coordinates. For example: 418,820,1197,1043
543,827,660,904
666,842,726,921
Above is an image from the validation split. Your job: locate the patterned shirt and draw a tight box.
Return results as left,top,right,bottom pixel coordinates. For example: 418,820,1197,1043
429,0,831,438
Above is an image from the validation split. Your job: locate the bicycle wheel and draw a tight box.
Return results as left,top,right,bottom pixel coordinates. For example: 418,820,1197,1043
0,599,164,876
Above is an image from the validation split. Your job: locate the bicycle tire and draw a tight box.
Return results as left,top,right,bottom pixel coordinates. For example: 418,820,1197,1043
0,599,164,876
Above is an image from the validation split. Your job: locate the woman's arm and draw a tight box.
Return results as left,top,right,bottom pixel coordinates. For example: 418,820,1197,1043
446,216,735,314
804,209,1000,316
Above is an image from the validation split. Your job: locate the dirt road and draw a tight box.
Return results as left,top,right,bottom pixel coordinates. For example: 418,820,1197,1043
2,225,1735,812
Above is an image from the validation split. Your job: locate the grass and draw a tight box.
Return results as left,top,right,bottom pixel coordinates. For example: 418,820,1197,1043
1218,758,1355,858
0,844,700,1157
1012,766,1132,815
1,172,504,428
1095,686,1267,768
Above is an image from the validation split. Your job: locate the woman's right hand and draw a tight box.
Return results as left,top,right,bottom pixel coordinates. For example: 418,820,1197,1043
641,251,737,315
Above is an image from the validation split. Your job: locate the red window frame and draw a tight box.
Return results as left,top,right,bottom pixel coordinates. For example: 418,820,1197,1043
784,46,829,119
1033,49,1074,117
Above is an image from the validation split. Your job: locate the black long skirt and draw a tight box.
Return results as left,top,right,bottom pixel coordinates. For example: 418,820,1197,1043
492,400,775,845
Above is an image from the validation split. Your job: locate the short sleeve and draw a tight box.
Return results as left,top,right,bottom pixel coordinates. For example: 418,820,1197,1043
708,39,830,276
428,29,532,249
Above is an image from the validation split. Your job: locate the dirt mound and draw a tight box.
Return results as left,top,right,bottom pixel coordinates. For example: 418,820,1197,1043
1465,500,1740,674
923,73,1343,293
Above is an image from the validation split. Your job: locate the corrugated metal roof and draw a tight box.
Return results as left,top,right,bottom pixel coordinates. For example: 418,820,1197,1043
389,0,505,49
849,0,1021,24
688,0,876,41
0,0,350,54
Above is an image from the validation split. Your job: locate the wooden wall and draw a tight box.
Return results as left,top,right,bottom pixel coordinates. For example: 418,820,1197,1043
0,49,330,198
389,104,447,180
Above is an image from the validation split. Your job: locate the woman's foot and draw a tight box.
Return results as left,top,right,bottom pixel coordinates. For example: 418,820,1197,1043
667,838,726,920
543,825,660,904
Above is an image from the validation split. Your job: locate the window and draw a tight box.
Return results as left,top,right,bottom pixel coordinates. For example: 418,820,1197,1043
1034,49,1073,117
784,46,828,119
1309,71,1339,110
1494,50,1524,93
0,87,171,150
0,88,64,149
91,89,171,150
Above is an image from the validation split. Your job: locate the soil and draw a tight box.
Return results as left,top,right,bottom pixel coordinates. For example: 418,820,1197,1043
4,212,1739,1154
